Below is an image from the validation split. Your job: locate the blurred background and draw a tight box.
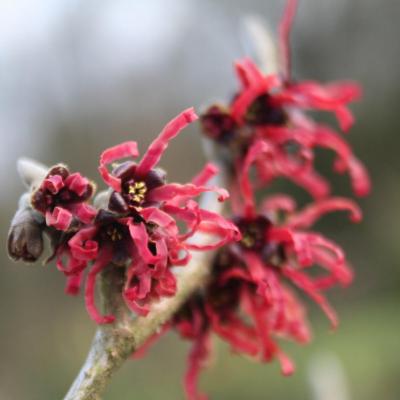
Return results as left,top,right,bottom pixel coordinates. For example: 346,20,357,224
0,0,398,399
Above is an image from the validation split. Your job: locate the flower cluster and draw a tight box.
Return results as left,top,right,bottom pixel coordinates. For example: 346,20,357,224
134,1,370,399
62,109,240,322
167,193,361,397
12,108,240,324
200,2,370,200
31,164,96,231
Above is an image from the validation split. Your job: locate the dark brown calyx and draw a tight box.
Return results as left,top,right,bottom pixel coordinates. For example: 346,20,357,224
200,105,237,143
233,215,272,252
245,94,287,126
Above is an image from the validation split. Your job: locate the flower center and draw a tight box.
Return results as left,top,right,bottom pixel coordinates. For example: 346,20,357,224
233,215,271,252
241,223,265,249
126,181,147,206
245,94,287,126
201,105,237,142
106,226,124,242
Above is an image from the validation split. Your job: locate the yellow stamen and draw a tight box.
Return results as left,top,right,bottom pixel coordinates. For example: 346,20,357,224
127,181,147,204
107,227,123,242
241,235,255,248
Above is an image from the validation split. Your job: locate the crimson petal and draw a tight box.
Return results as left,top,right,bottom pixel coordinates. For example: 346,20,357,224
135,108,198,177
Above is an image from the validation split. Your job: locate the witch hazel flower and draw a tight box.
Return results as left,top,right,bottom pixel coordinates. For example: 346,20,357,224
200,0,370,199
31,164,96,231
233,194,361,323
167,268,310,400
172,194,360,399
63,108,240,323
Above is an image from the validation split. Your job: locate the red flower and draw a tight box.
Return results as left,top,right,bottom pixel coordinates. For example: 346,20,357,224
231,60,370,198
134,187,361,400
190,195,359,398
98,109,228,208
233,195,360,323
171,278,308,400
231,58,361,132
200,0,370,199
31,164,96,231
61,109,240,324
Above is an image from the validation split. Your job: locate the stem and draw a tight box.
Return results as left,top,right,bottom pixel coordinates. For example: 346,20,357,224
63,268,135,400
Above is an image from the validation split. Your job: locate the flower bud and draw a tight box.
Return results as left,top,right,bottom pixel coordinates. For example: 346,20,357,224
7,205,44,263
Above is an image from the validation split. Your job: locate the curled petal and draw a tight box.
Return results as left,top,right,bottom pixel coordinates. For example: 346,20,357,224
128,221,161,265
124,262,152,317
56,249,87,276
335,106,354,132
169,245,192,266
148,239,169,277
206,303,259,357
241,283,277,361
310,247,353,289
262,194,297,214
69,226,99,261
235,57,266,88
148,183,229,203
240,252,268,293
43,175,64,194
65,271,84,295
191,163,219,187
140,207,179,237
265,124,352,158
335,156,371,197
167,164,221,209
277,81,362,108
278,0,297,81
85,252,115,324
136,108,198,177
301,233,345,265
282,266,338,328
185,208,241,250
45,207,73,231
137,273,153,300
184,332,211,400
277,287,311,344
65,172,91,196
123,292,151,316
162,201,200,240
287,167,330,200
239,139,271,217
276,350,295,376
68,203,97,224
254,138,331,199
154,267,177,296
287,197,362,229
274,81,362,131
98,141,139,191
265,123,370,197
